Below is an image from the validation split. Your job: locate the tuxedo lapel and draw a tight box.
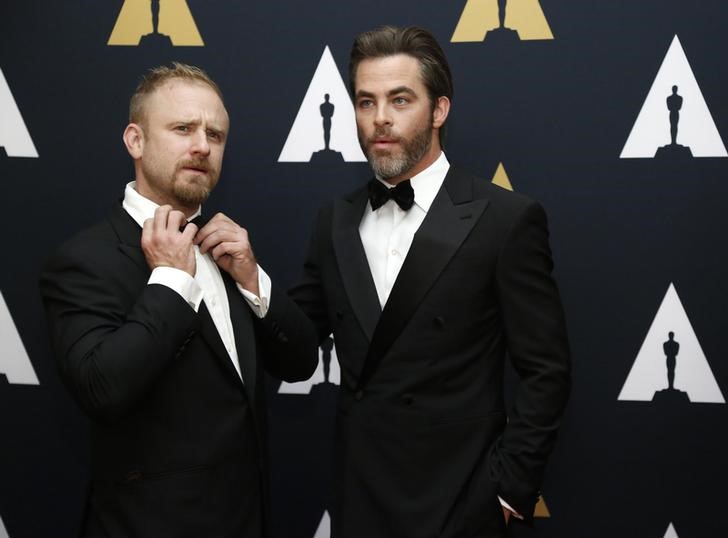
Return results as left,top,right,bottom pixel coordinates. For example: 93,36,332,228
356,167,490,389
222,273,256,399
109,203,149,273
332,187,382,341
197,300,247,387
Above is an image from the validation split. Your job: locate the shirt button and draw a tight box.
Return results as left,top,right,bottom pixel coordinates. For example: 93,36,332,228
391,249,399,256
354,390,364,401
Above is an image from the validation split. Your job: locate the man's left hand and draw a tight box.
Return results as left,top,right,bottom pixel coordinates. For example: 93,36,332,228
195,213,259,295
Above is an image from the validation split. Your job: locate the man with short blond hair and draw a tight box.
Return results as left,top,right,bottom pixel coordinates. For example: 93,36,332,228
128,62,224,125
40,63,317,538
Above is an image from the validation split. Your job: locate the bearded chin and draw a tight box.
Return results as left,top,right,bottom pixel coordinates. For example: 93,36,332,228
361,122,433,181
369,153,410,180
173,179,213,206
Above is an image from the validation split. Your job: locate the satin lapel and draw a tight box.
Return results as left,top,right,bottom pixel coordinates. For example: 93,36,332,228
108,203,148,273
197,299,243,379
331,187,382,341
356,168,490,389
222,272,256,399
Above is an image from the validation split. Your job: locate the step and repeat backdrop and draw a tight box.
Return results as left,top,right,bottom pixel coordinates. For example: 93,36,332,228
2,1,727,537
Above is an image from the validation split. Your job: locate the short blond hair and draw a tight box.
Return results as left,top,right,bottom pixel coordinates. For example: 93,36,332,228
129,62,224,123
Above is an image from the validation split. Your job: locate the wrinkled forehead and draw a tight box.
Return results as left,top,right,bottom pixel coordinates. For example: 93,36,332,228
354,54,426,95
142,79,229,127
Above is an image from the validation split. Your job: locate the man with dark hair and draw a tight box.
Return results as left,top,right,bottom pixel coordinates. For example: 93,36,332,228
40,63,317,537
291,26,571,537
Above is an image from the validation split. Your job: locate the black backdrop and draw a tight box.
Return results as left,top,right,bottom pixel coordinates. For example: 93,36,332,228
2,1,727,537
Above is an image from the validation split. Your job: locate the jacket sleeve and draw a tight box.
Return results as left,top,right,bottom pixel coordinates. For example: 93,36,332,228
288,205,335,346
490,201,572,521
39,240,199,424
253,283,319,382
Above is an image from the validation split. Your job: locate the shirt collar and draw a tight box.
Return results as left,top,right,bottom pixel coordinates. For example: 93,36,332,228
375,151,450,213
122,181,201,228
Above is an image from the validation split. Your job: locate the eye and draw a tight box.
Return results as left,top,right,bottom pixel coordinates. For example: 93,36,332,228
358,99,374,109
174,125,190,133
206,130,221,141
393,96,408,105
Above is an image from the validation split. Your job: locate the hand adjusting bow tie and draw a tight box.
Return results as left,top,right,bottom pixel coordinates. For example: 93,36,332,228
367,179,415,211
180,214,207,232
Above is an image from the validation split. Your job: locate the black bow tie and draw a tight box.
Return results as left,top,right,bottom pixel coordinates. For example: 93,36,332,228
367,179,415,211
180,214,206,232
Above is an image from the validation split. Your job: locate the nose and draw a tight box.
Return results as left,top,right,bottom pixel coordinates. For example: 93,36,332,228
374,103,392,127
190,129,210,156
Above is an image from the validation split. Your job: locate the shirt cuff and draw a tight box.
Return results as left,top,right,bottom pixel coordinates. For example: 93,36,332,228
148,266,203,311
498,496,524,520
238,264,271,318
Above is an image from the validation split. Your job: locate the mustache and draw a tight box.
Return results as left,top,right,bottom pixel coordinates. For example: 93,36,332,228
177,158,211,172
366,128,400,145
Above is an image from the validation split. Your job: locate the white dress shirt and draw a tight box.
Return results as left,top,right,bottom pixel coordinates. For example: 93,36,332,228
359,152,449,307
122,182,271,381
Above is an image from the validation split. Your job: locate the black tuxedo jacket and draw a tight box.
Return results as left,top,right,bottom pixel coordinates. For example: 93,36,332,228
40,204,317,538
291,166,571,538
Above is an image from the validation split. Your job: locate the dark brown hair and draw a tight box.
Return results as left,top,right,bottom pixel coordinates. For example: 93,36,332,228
349,26,453,146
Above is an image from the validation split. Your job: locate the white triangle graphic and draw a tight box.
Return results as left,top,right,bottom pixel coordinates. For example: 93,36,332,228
618,283,724,403
278,46,366,162
0,291,39,385
312,511,331,538
279,336,340,394
663,522,679,538
0,513,10,538
621,35,727,158
0,67,38,158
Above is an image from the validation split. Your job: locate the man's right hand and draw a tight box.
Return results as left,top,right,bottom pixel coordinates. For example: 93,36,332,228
141,205,197,277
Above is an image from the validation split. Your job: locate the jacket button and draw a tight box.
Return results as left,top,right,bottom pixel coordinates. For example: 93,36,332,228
336,310,344,320
433,316,445,328
401,393,413,405
354,390,364,401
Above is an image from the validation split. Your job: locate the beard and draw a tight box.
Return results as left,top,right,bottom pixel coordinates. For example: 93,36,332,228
142,156,219,207
172,158,218,205
360,117,433,180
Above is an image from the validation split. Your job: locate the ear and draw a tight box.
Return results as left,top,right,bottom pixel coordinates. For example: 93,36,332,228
123,123,144,159
432,96,450,129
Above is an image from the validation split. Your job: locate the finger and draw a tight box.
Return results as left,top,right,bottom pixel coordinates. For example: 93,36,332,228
208,212,232,226
210,242,225,261
210,241,236,262
141,217,154,246
181,221,198,243
202,225,249,247
198,228,230,254
237,227,250,245
197,225,241,252
154,205,172,233
193,220,214,246
194,217,233,245
211,241,254,263
167,210,186,233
